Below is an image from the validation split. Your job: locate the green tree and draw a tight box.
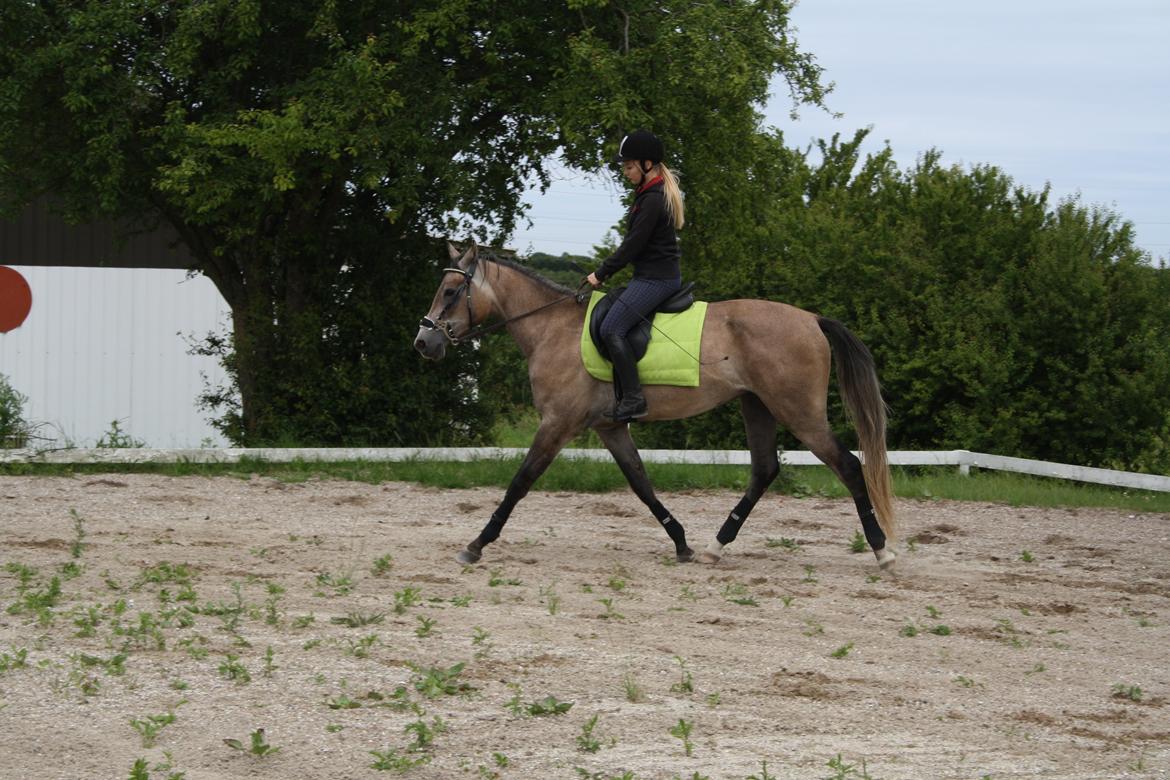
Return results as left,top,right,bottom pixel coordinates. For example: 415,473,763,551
0,0,829,444
638,127,1170,474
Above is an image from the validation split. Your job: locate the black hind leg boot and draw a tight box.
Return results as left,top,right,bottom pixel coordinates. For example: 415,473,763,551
604,334,647,422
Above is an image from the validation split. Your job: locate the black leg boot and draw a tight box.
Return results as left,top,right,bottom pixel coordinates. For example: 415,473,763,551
604,334,648,422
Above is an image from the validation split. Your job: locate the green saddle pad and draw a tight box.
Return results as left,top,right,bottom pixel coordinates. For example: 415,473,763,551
580,290,708,387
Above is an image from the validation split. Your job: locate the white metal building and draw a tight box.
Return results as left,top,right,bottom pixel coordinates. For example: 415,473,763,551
0,265,230,448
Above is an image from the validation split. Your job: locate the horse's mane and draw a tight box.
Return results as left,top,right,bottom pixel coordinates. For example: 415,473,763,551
484,254,576,296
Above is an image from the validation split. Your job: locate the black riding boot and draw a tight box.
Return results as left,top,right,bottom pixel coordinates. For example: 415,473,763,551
604,334,647,422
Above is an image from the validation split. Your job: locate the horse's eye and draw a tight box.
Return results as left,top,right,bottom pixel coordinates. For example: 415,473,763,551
442,288,456,299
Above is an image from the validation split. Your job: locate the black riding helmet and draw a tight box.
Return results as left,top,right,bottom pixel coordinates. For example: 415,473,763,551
614,129,665,174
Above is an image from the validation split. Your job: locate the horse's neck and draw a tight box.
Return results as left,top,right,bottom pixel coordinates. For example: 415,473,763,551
489,264,581,359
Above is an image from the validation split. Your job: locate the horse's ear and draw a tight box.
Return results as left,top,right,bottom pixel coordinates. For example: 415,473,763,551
446,241,462,262
460,241,479,268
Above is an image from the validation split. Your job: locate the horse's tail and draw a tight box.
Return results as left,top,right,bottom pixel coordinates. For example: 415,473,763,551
817,317,897,542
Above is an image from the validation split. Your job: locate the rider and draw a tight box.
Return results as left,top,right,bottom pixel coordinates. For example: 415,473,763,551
586,129,686,423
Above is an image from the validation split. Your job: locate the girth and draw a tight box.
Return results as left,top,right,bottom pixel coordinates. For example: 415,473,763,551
588,282,696,362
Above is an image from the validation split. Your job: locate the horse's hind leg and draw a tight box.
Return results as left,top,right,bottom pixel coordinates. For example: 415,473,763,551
458,418,579,565
594,423,693,562
792,424,896,570
696,393,780,564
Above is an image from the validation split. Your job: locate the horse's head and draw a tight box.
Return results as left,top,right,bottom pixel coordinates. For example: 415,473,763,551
414,241,490,360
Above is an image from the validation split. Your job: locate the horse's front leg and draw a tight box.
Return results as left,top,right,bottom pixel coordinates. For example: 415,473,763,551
457,417,580,565
594,423,694,562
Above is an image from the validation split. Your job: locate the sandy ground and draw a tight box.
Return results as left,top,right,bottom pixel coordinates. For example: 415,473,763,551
0,474,1168,780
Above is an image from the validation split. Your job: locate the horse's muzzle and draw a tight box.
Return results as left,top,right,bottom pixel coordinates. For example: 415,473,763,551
414,327,447,360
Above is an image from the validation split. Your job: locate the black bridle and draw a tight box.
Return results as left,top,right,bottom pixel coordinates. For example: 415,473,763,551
418,258,481,344
418,256,588,345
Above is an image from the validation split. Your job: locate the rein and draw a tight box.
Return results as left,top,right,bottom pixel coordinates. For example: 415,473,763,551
454,290,580,343
419,259,588,345
421,259,726,366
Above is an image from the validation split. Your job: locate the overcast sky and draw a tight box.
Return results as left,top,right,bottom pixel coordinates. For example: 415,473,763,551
510,1,1169,263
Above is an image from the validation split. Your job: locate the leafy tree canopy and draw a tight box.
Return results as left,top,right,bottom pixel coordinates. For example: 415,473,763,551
0,0,829,443
639,129,1170,473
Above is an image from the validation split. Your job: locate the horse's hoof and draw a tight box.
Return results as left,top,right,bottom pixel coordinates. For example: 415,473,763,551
695,540,723,565
875,547,897,570
676,547,695,563
456,547,482,565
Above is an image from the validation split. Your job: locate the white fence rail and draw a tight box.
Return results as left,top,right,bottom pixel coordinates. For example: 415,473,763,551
3,447,1169,493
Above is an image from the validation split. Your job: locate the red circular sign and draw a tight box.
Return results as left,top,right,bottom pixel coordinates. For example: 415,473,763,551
0,266,33,333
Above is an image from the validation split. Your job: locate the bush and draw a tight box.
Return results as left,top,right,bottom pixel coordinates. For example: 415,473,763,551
672,129,1170,472
0,374,30,448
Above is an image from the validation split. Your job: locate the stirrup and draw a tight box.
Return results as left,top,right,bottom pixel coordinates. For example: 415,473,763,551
608,396,648,422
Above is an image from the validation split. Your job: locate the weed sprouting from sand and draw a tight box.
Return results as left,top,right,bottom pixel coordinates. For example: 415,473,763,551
130,711,176,748
597,597,624,620
224,728,280,757
670,656,694,694
69,509,87,558
576,714,602,753
331,611,385,628
824,754,875,779
622,673,646,703
669,718,694,756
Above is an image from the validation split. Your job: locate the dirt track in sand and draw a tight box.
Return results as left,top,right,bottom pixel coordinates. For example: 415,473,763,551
0,474,1168,779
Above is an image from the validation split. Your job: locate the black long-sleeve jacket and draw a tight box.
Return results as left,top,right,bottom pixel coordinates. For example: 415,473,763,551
594,177,681,282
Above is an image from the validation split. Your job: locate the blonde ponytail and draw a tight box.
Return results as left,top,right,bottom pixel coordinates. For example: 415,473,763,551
657,163,685,230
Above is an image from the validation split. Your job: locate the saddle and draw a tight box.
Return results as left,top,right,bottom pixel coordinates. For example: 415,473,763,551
588,282,696,362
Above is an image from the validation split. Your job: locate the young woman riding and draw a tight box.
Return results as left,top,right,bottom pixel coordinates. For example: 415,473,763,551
586,129,686,423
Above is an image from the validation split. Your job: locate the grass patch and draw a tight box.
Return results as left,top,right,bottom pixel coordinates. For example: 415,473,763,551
800,465,1170,513
3,459,1168,513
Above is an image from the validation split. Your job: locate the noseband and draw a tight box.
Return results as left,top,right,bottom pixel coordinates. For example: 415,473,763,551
418,259,479,344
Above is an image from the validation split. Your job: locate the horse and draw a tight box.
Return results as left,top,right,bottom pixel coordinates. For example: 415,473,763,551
414,242,897,569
